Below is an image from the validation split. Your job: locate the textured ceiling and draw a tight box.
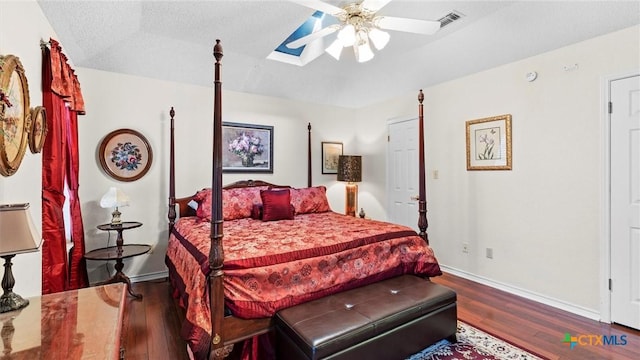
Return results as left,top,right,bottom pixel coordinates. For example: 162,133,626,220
37,1,640,108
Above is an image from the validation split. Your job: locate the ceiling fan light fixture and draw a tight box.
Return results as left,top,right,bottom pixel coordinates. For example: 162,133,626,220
337,24,356,47
355,37,374,63
325,39,343,60
368,28,390,50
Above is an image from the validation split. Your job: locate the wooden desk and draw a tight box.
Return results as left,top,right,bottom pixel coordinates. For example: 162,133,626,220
0,283,126,360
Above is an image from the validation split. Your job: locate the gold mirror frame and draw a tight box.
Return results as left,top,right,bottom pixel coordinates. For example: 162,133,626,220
28,106,47,154
0,54,31,177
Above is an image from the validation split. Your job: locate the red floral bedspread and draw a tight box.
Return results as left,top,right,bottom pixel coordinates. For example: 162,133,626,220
166,211,441,357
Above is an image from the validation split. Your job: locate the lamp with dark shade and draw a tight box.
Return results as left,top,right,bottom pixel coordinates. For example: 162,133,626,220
337,155,362,217
0,203,42,313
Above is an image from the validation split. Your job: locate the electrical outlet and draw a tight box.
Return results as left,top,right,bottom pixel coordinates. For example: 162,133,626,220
462,242,469,254
486,248,493,259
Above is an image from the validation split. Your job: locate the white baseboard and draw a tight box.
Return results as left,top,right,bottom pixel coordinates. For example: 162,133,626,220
90,270,169,287
130,270,168,283
441,265,602,322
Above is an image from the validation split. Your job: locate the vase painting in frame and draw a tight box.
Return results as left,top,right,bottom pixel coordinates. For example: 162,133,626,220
222,122,273,173
465,114,512,170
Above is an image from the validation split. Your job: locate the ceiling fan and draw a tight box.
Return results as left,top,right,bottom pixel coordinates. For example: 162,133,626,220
287,0,441,63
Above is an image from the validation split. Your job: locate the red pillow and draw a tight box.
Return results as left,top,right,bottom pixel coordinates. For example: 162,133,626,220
194,186,269,221
290,186,331,214
194,188,213,220
222,187,267,220
260,189,294,221
251,204,263,220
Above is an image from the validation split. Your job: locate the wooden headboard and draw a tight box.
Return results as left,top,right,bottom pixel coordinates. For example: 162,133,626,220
173,180,291,219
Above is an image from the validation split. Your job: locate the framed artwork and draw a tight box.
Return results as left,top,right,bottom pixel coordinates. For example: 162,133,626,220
28,106,47,154
222,122,273,173
0,54,31,177
466,114,512,170
99,128,153,181
321,141,343,174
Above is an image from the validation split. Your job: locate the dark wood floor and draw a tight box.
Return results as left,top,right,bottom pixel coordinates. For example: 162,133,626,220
121,272,639,360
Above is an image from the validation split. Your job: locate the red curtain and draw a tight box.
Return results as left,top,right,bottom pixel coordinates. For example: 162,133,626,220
41,38,89,294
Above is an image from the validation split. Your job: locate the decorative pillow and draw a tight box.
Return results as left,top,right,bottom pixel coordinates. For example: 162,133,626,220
251,204,263,220
194,188,212,220
290,186,331,214
222,187,266,220
260,189,294,221
194,186,269,221
251,203,295,220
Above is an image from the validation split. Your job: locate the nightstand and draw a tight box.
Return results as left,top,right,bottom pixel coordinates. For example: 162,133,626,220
85,221,150,300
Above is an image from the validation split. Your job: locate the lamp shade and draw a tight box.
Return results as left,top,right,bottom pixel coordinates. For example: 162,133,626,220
325,39,344,60
0,203,42,256
100,187,130,208
337,155,362,183
368,28,390,50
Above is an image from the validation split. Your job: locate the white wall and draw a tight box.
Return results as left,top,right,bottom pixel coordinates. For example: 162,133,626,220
0,0,58,298
356,25,640,315
76,68,356,283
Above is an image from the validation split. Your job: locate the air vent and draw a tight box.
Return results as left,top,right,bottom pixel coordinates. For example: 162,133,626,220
439,11,464,28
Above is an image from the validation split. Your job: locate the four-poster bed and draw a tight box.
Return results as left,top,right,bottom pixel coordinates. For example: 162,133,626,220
166,40,448,360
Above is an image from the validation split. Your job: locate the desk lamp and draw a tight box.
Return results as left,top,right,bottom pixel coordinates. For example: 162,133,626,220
100,187,130,225
337,155,362,217
0,203,42,313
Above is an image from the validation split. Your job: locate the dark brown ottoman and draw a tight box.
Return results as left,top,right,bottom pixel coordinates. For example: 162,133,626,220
275,275,457,360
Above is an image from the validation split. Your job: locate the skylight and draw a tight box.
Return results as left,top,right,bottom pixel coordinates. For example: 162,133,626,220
268,11,335,66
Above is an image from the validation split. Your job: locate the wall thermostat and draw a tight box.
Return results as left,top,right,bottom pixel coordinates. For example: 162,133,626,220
526,71,538,82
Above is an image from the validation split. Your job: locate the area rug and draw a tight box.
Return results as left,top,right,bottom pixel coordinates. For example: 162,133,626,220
407,321,543,360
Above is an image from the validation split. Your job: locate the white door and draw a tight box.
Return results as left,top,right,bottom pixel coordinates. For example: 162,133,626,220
387,118,419,230
611,74,640,330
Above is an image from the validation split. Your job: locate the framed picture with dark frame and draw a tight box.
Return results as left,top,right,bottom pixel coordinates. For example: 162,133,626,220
321,141,343,174
222,122,273,173
98,128,153,181
465,114,512,170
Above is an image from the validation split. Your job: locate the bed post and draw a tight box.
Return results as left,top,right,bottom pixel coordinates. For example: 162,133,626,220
209,39,230,360
417,90,429,245
168,107,177,231
307,122,312,187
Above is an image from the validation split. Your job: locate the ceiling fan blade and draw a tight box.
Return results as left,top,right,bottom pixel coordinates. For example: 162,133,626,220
361,0,393,12
286,25,340,49
375,16,441,35
289,0,344,15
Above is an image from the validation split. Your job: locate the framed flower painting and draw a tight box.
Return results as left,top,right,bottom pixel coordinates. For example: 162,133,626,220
222,122,273,173
465,114,512,170
99,128,153,181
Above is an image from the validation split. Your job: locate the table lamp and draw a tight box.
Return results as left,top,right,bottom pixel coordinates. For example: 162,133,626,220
0,203,42,313
100,187,130,225
337,155,362,217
